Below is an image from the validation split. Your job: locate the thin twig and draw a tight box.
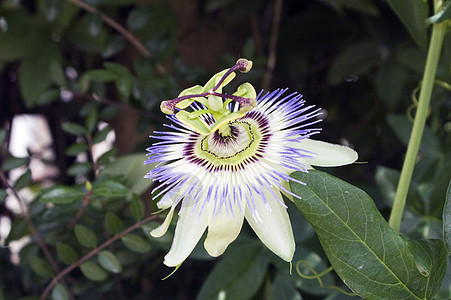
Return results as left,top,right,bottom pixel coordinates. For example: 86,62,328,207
40,213,158,299
0,171,75,300
67,191,92,230
65,0,167,75
262,0,283,90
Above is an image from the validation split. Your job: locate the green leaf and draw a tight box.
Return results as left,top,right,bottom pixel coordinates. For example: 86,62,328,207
65,142,89,156
51,284,69,300
96,148,117,165
79,261,108,281
5,218,29,244
2,156,29,172
93,126,112,144
385,0,429,49
84,69,119,82
328,40,380,85
130,194,145,221
35,89,60,106
14,169,32,190
56,242,79,265
74,225,98,249
444,180,451,255
290,170,447,299
428,1,451,23
375,61,407,111
98,250,122,273
93,180,129,197
49,60,66,87
100,153,153,195
67,162,92,176
61,122,86,136
121,234,151,253
40,185,84,204
105,212,123,235
29,256,54,278
197,241,269,300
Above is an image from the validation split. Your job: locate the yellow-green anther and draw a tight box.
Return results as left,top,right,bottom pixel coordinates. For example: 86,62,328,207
175,85,204,109
236,58,253,73
160,100,175,114
176,110,211,135
210,111,246,133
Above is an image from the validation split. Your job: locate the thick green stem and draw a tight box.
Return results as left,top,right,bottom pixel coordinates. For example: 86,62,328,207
389,5,446,231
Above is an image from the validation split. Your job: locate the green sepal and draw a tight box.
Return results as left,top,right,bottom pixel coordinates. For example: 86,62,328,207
175,85,204,109
176,110,211,135
210,111,246,133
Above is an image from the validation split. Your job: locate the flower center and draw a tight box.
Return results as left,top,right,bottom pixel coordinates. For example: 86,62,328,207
204,123,253,159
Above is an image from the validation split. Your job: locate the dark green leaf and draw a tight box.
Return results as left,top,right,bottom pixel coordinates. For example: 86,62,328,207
105,212,123,235
61,122,86,136
2,156,29,172
130,194,144,221
6,218,29,244
104,62,132,77
56,242,79,265
93,180,129,197
84,69,119,82
121,234,151,253
0,129,6,145
328,40,381,85
35,89,60,106
127,6,151,31
67,162,92,176
197,241,269,300
79,262,108,281
74,225,98,249
102,36,126,58
98,250,122,273
375,61,407,111
29,256,54,278
85,108,98,133
387,114,439,156
14,169,32,190
96,148,118,165
51,284,69,300
93,126,112,144
19,54,57,108
40,185,84,204
385,0,429,49
65,142,89,156
444,180,451,255
0,189,7,203
290,170,447,299
429,1,451,23
115,76,132,98
50,59,66,87
271,275,302,300
99,106,121,120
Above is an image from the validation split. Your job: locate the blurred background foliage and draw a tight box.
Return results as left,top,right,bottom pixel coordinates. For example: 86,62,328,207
0,0,450,299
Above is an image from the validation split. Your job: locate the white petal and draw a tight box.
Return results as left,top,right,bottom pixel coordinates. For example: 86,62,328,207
204,200,245,257
244,188,295,262
163,196,209,267
150,205,176,238
295,139,358,167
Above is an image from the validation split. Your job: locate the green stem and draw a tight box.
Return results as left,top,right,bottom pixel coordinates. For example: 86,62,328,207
389,3,447,231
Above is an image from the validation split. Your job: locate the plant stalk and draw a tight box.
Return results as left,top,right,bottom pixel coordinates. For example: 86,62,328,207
389,5,446,231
